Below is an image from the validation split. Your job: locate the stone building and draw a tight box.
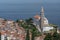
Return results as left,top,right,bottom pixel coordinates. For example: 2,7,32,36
34,7,54,33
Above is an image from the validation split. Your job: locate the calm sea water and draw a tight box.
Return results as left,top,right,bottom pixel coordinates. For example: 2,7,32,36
0,3,60,26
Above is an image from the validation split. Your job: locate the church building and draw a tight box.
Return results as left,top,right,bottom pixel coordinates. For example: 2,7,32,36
34,7,54,33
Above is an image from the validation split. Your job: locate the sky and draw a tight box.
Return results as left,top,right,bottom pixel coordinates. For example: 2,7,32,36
0,0,60,4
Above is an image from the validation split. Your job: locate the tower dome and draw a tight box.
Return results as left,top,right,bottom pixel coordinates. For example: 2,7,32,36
34,14,40,20
43,17,49,25
34,15,40,19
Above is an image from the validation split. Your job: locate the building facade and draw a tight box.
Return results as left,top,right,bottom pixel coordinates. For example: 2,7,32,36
34,7,54,33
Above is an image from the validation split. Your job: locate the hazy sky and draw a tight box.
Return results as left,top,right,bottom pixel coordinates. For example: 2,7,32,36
0,0,60,3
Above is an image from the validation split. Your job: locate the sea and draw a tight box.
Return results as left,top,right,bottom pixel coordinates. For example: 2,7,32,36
0,3,60,26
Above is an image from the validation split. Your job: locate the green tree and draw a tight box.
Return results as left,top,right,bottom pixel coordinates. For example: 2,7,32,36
18,18,41,40
25,18,41,40
44,33,52,40
52,32,60,40
25,29,30,40
0,33,1,40
16,19,19,22
44,25,60,40
50,24,60,40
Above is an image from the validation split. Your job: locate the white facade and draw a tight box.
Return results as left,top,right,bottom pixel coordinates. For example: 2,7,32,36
1,35,5,40
7,37,10,40
43,27,54,32
7,21,14,24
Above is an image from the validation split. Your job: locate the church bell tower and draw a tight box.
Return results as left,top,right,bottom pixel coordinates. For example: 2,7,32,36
40,7,45,32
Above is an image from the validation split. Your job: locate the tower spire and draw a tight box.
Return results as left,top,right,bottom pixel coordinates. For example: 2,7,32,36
41,6,44,16
41,7,44,12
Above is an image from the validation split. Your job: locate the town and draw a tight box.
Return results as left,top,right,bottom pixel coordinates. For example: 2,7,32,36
0,7,60,40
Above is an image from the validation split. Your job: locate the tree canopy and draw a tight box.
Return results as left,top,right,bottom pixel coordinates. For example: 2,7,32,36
16,18,41,40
